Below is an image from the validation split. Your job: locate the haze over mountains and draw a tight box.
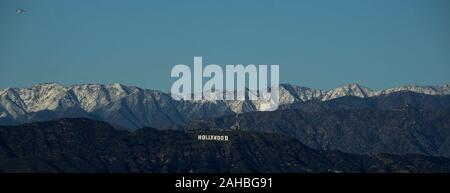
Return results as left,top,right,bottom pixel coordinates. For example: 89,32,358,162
1,82,449,129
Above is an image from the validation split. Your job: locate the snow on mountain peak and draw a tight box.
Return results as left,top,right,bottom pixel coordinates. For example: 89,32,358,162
70,83,140,112
17,82,70,112
0,82,450,127
322,83,374,101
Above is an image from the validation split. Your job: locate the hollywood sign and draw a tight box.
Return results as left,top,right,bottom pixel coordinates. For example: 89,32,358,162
197,134,229,141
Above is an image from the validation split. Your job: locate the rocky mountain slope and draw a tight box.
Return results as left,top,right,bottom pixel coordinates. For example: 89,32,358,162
1,118,450,173
174,92,450,157
1,82,449,129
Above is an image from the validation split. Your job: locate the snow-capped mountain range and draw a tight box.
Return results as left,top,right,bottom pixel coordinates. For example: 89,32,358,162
1,82,449,129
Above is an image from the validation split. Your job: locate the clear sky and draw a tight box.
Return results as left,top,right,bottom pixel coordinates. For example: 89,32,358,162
1,0,449,91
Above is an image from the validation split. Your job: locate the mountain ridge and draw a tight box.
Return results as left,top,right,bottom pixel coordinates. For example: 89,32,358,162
1,82,450,129
174,95,450,157
1,118,450,173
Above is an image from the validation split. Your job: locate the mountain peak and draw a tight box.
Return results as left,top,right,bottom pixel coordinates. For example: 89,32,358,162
321,83,374,100
110,82,125,89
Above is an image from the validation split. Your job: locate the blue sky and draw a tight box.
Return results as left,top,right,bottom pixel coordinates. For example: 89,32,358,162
1,0,449,91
